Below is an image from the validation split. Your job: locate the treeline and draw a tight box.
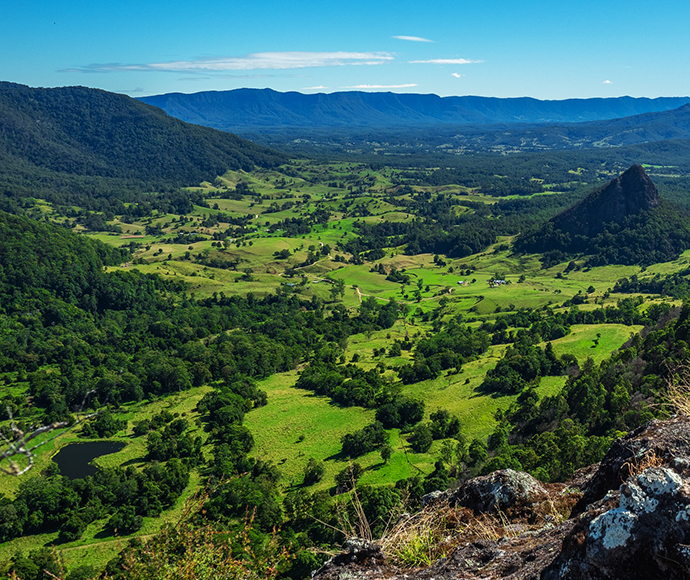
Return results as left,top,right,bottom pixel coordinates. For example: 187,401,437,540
472,301,685,482
397,318,491,384
341,189,591,260
0,459,190,543
614,271,690,299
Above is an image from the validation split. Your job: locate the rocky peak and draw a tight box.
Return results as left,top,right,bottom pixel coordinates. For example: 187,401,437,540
552,164,660,237
612,163,660,211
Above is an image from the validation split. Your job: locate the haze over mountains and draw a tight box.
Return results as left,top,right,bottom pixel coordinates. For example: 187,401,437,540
138,89,690,130
137,89,690,154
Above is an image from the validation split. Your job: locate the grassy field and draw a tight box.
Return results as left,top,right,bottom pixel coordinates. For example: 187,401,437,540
548,324,642,365
79,159,677,493
5,158,682,572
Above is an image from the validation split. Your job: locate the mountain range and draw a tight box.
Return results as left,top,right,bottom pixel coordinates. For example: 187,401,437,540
138,89,690,130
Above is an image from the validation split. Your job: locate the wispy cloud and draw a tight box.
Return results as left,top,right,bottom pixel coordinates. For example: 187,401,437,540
451,73,464,79
410,58,482,64
65,52,394,74
303,85,328,90
344,83,418,89
178,74,280,81
603,79,613,84
392,35,433,43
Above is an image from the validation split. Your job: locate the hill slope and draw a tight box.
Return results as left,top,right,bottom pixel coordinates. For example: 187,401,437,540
515,165,690,265
0,82,286,196
138,89,690,130
439,103,690,151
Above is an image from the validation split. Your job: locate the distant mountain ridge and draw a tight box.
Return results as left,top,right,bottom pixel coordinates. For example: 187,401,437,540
446,103,690,151
138,89,690,130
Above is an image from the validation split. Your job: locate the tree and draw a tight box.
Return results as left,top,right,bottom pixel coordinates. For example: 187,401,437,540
330,278,346,302
409,424,433,453
467,438,488,466
380,444,393,464
335,463,363,493
303,458,325,485
109,506,143,535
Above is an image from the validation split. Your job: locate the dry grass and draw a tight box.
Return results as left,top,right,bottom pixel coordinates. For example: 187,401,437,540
623,449,664,479
667,366,690,417
379,504,457,567
377,490,576,570
379,503,527,568
333,485,374,543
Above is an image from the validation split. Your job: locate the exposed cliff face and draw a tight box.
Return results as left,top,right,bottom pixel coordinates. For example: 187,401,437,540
313,417,690,580
551,164,660,238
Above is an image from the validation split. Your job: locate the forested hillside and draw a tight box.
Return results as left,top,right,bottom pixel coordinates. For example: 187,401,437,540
138,89,690,129
0,82,286,208
0,210,413,578
515,165,690,265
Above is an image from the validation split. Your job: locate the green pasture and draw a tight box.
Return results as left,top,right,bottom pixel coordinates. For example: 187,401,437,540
548,324,641,365
245,371,448,491
244,371,377,489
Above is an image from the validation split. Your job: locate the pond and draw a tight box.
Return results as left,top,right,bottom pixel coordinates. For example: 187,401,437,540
53,441,126,479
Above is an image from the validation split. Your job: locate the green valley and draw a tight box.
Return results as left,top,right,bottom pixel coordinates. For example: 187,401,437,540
2,84,690,580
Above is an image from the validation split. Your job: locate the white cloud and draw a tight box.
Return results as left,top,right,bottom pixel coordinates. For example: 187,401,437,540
603,79,613,84
345,83,418,89
410,58,482,64
69,52,394,73
178,74,279,81
392,35,433,43
303,85,328,90
451,73,464,78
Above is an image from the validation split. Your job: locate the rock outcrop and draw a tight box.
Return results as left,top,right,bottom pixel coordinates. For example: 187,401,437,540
312,417,690,580
550,163,660,238
451,469,549,514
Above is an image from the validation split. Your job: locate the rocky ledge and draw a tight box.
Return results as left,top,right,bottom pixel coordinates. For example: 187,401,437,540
313,416,690,580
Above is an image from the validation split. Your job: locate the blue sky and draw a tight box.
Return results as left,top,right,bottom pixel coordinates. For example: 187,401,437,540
2,0,689,99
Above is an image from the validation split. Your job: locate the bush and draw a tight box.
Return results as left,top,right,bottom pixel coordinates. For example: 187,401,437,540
341,422,388,457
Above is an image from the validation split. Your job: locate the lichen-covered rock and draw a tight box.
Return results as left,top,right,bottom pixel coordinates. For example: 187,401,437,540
421,489,449,507
312,418,690,580
577,416,690,511
451,469,549,514
546,466,690,579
